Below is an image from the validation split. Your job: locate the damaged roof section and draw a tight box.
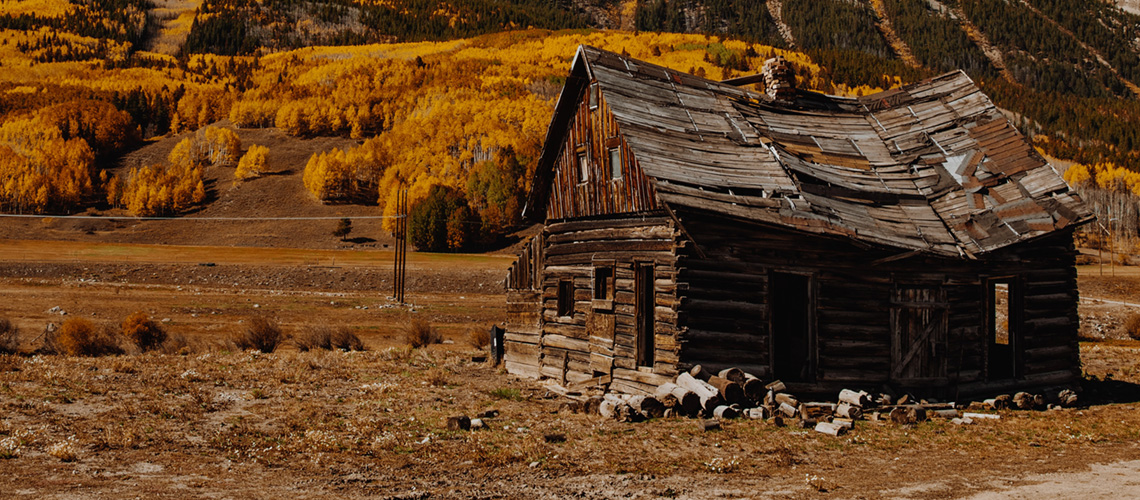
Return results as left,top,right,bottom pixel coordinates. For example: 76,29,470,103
532,46,1092,258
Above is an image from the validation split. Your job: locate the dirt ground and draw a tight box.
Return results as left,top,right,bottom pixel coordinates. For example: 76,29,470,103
1,241,1139,499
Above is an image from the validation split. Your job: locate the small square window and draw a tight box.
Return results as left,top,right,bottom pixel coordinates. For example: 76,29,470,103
577,152,589,183
557,279,574,317
594,267,613,300
608,147,622,180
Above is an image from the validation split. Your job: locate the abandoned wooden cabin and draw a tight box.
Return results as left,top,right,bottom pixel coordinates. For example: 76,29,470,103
504,46,1093,399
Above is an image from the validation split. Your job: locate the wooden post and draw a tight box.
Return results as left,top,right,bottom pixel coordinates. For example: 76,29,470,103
393,189,408,304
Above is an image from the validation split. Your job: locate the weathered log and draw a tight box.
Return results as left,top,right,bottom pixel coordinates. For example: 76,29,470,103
1058,389,1078,407
835,402,862,420
907,406,927,422
689,364,713,381
838,389,871,407
698,419,720,431
778,401,797,418
769,415,785,427
712,405,739,419
930,409,959,419
962,412,1000,420
815,422,847,436
599,399,618,419
775,393,799,408
584,396,604,415
628,395,665,419
707,376,745,404
1013,392,1044,410
742,377,766,402
559,401,582,414
800,402,836,419
876,393,893,406
447,416,471,431
745,407,768,420
888,407,911,424
984,394,1012,410
717,367,746,384
676,372,723,411
470,418,485,430
765,380,786,392
831,418,854,430
656,382,699,415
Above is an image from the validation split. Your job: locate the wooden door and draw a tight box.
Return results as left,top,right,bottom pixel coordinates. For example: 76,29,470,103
635,263,655,368
770,272,814,382
890,286,948,382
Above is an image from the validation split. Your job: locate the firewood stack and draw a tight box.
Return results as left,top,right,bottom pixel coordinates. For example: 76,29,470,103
762,56,797,102
555,364,1080,435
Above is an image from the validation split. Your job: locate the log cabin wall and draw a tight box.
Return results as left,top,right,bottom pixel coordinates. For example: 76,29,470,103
545,84,657,221
504,235,544,379
674,212,1080,398
538,215,683,395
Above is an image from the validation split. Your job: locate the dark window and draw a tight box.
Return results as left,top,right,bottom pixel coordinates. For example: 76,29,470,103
635,263,655,367
557,279,574,317
608,147,622,180
594,266,613,300
576,152,589,183
988,278,1020,379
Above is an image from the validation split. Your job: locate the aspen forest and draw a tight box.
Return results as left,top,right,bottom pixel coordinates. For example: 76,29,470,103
2,0,1140,248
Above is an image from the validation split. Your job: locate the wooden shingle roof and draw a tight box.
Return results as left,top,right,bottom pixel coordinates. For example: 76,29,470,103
530,46,1092,258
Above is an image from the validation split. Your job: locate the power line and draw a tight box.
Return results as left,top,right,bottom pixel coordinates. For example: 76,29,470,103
0,214,402,221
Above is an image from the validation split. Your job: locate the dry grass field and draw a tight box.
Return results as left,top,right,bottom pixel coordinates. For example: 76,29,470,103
0,241,1138,498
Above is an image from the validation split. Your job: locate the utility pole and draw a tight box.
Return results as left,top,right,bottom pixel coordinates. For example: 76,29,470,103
393,189,408,304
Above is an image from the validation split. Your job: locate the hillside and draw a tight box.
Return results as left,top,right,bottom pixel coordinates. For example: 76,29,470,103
2,0,1140,247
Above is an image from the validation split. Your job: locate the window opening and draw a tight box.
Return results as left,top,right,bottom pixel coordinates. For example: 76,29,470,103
557,279,574,317
609,147,623,180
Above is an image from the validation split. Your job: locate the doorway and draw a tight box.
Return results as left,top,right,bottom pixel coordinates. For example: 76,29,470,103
770,272,814,382
635,263,655,368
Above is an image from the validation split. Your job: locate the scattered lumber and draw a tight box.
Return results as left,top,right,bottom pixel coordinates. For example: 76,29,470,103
706,376,745,404
676,372,723,411
558,364,1056,437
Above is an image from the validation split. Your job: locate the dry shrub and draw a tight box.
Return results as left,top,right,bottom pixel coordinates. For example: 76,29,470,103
426,368,449,387
331,328,365,351
1125,313,1140,340
404,318,441,348
47,437,79,462
45,318,123,357
294,325,332,352
0,318,18,354
121,311,167,352
232,317,285,353
160,333,193,355
295,325,364,351
467,328,490,350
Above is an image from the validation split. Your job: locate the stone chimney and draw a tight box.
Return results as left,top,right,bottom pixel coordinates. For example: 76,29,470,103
762,56,797,102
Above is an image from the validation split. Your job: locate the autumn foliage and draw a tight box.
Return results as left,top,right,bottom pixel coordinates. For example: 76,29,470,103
235,144,269,181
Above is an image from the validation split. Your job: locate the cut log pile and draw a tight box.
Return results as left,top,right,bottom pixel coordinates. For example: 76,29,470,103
553,365,1082,435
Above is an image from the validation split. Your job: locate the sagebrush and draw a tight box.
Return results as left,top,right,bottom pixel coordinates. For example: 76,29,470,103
1125,313,1140,340
0,318,18,354
404,319,441,348
232,317,285,353
295,325,365,352
122,311,167,352
45,318,122,357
